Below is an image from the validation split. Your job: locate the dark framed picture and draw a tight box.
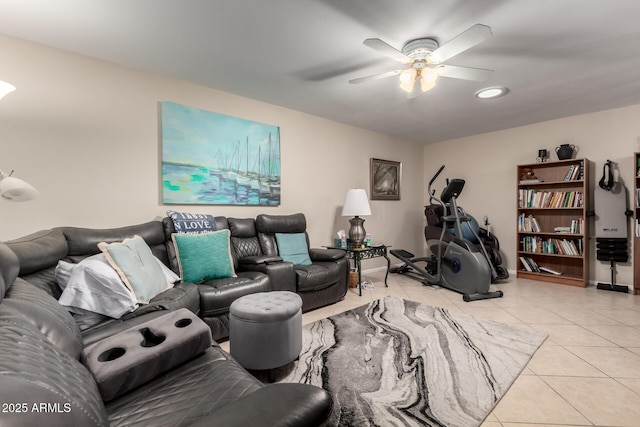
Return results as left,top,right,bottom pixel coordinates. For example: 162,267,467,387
370,158,401,200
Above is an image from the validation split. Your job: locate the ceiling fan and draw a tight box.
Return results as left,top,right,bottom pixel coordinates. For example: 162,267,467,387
349,24,493,98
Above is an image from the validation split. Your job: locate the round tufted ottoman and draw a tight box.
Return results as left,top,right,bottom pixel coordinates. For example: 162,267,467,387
229,291,303,377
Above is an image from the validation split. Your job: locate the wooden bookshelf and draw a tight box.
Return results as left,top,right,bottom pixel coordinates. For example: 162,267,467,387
634,153,640,295
516,158,591,287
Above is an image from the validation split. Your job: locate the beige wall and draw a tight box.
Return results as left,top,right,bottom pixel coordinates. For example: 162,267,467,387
423,106,640,286
0,35,424,269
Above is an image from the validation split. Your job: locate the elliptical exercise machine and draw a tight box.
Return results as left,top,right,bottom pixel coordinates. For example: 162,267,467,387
390,165,504,301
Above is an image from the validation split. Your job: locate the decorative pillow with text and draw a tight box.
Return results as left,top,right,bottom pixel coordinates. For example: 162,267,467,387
167,210,217,234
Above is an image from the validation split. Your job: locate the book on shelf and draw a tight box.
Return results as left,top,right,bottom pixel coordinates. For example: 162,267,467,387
519,256,537,272
554,226,571,233
519,256,563,276
518,213,541,232
520,236,582,255
563,163,582,181
564,165,576,181
554,219,583,234
539,266,562,275
518,215,583,235
518,189,583,208
519,179,542,184
570,218,583,234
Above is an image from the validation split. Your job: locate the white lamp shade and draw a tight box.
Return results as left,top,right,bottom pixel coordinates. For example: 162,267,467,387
0,80,16,100
342,189,372,216
0,174,39,202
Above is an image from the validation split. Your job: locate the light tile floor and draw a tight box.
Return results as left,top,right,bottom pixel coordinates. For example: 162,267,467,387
221,271,640,427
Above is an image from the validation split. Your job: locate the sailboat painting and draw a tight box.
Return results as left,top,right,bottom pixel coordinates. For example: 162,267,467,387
161,102,281,205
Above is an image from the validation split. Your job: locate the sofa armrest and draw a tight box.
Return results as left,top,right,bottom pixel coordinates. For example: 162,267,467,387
238,255,283,265
237,261,296,292
82,309,212,401
309,248,346,262
198,383,332,427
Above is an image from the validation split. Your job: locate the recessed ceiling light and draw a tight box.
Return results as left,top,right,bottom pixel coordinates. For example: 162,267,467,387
475,86,509,99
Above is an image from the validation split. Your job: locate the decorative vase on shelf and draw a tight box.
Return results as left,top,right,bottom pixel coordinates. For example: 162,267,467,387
555,144,576,160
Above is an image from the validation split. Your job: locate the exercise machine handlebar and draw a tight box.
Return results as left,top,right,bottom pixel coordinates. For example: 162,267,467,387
429,165,446,187
428,165,446,204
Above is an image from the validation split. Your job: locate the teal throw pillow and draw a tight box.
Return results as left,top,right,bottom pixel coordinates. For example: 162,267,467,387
98,235,173,304
275,233,312,266
172,230,236,283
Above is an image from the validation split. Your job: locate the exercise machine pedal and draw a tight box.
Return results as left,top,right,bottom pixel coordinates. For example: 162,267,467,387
463,290,504,302
390,249,415,259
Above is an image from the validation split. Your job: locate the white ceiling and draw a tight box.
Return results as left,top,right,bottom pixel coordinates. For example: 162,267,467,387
2,0,640,144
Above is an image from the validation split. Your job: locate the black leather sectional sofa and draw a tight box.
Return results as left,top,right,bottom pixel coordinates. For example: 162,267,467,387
0,213,347,426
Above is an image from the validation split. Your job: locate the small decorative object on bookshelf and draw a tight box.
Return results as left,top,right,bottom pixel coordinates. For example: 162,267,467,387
519,167,541,184
516,158,591,287
536,149,548,163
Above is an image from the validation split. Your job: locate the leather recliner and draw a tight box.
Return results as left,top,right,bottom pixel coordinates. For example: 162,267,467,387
228,217,298,292
253,213,349,312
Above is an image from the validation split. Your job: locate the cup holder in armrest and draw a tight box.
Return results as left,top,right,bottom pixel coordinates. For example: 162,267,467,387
98,347,126,362
82,308,212,402
139,327,166,347
175,318,192,328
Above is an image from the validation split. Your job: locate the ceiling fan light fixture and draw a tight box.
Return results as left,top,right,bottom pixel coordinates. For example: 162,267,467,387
475,86,509,99
418,68,439,92
399,68,416,84
420,77,436,93
400,80,415,93
422,67,439,83
399,68,417,92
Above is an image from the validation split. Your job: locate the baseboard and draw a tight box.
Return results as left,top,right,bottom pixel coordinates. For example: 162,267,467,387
509,270,631,289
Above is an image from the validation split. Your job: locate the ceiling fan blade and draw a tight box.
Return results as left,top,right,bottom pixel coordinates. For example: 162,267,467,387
436,64,493,81
363,38,411,63
348,69,402,84
428,24,492,64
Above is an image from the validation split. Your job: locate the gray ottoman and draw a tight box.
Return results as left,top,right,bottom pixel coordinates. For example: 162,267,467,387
229,291,303,378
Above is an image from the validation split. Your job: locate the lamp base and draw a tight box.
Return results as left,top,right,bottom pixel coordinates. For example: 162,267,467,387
348,216,366,249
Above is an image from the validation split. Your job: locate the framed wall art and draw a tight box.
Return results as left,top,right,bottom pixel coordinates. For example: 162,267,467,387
161,102,281,205
370,158,401,200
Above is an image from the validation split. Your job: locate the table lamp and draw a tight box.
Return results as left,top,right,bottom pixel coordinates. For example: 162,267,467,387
342,188,371,248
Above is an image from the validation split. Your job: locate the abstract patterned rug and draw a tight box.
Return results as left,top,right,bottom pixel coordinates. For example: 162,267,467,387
269,296,547,427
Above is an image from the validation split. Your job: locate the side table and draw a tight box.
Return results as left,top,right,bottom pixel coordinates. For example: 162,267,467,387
327,245,391,296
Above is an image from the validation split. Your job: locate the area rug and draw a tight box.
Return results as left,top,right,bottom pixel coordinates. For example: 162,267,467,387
269,296,547,427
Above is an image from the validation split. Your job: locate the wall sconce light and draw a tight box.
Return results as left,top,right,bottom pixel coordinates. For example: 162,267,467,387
0,170,39,202
0,80,16,100
341,188,372,248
